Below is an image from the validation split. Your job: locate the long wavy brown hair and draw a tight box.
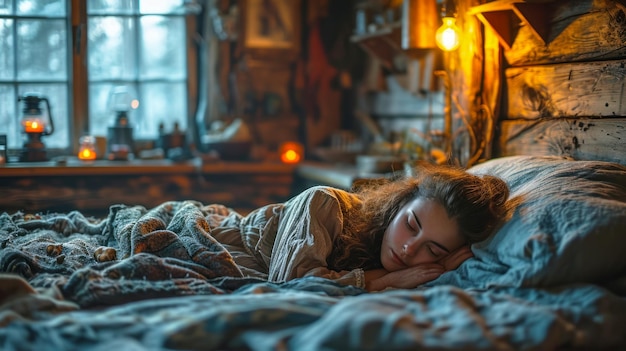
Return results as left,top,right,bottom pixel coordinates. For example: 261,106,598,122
327,162,510,271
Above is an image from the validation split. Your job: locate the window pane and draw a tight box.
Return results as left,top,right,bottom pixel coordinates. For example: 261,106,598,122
139,0,184,15
88,16,136,80
16,0,66,16
17,84,69,148
89,83,188,140
89,83,115,138
88,0,136,15
140,16,185,80
0,0,13,15
86,1,190,143
17,19,67,81
0,19,14,80
88,83,140,138
0,84,19,148
136,82,187,139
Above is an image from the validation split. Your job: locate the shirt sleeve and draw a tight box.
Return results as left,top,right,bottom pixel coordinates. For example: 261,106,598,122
266,186,365,289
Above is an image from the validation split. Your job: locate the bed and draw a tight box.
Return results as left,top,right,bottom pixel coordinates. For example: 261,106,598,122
1,155,625,351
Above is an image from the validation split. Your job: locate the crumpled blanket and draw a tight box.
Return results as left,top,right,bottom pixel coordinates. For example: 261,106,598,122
2,156,626,351
1,274,624,351
0,201,245,307
2,195,626,350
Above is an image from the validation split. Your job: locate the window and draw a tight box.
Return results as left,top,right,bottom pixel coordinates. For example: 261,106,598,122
0,0,69,150
0,0,201,157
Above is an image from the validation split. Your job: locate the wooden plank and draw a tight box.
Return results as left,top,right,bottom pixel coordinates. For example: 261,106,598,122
505,0,626,66
0,159,296,177
0,172,294,217
468,0,554,50
496,118,626,165
505,60,626,119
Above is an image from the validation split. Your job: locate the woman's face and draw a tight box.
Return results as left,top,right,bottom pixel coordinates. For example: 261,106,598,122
381,197,464,272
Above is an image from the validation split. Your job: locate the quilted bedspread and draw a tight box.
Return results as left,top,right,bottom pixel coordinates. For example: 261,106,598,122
1,156,626,351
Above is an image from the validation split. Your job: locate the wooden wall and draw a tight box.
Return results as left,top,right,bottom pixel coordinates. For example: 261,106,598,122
481,0,626,165
207,0,357,155
207,0,626,166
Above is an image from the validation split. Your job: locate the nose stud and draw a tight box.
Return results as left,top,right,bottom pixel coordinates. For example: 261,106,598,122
402,244,408,252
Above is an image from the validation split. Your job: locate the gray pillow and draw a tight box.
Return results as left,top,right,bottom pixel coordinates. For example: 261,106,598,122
432,156,626,289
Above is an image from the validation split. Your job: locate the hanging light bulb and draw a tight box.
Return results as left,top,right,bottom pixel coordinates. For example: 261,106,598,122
436,16,461,51
436,0,461,51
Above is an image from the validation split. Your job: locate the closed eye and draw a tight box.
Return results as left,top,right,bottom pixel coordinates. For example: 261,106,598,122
430,242,451,255
409,211,422,231
405,220,417,232
427,244,445,257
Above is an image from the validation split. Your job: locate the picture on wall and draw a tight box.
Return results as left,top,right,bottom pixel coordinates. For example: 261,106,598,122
240,0,301,62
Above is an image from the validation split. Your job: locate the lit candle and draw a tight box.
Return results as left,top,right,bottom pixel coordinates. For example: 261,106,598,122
78,135,97,160
280,141,303,164
23,118,45,133
78,147,96,160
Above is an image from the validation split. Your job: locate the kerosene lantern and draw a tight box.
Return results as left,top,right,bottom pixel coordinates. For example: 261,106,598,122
18,94,54,162
107,86,138,161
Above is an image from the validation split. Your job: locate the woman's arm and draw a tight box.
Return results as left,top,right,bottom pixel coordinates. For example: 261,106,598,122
267,186,368,288
364,246,474,291
363,269,388,291
364,264,445,292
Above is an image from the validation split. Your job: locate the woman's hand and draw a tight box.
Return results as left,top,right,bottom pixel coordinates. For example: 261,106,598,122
365,264,444,291
364,246,473,291
438,245,473,271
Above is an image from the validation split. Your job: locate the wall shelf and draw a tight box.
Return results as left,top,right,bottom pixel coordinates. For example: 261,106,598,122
351,21,403,70
468,0,555,50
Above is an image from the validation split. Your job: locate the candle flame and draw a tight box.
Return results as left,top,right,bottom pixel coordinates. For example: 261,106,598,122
78,148,97,160
282,149,301,163
23,119,45,133
280,142,303,164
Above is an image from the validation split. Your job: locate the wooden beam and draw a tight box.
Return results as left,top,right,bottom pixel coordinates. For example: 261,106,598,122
512,2,554,45
505,0,626,66
468,0,554,50
71,0,89,154
477,10,520,50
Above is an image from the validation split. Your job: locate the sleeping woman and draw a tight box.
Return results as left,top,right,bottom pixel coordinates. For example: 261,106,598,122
0,163,510,305
207,163,510,292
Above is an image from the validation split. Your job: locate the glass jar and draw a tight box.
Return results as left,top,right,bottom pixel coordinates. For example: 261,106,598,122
78,135,97,160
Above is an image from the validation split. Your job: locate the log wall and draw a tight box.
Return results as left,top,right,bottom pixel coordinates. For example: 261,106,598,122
490,0,626,165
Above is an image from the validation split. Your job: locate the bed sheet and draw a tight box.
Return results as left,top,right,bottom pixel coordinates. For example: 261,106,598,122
2,275,626,351
2,155,626,350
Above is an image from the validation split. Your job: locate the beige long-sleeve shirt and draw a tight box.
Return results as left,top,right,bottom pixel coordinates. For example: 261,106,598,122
208,186,365,289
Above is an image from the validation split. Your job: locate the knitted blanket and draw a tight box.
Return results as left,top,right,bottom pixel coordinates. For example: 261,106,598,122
1,156,626,351
0,201,246,307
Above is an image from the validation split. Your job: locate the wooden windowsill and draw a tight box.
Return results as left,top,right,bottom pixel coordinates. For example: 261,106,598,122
296,161,399,190
296,161,363,189
0,157,296,177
